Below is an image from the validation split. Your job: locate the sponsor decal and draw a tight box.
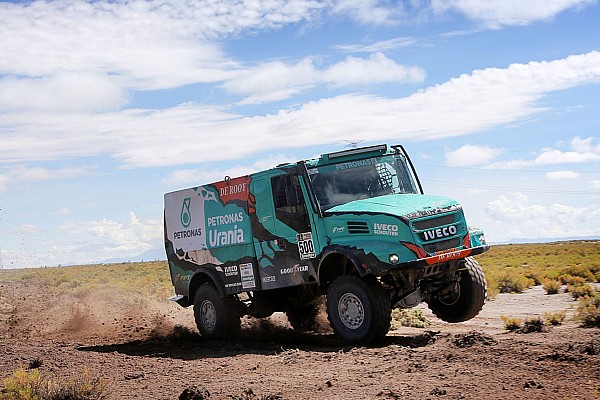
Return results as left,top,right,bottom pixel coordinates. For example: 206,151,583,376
332,226,345,234
374,223,399,236
335,157,378,171
225,282,242,288
180,197,192,228
280,265,309,275
212,176,250,203
174,273,191,283
224,265,238,277
208,212,246,246
262,275,276,283
296,232,316,260
240,263,256,289
423,225,457,241
173,228,202,240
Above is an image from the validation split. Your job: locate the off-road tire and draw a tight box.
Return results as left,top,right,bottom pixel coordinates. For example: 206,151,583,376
326,276,391,344
193,283,241,339
286,303,320,332
428,257,487,323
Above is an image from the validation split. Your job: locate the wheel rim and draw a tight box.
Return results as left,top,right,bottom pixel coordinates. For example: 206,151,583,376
438,282,461,306
200,300,217,332
338,293,364,330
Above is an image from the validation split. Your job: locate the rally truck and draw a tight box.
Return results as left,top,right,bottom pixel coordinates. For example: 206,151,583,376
164,144,489,344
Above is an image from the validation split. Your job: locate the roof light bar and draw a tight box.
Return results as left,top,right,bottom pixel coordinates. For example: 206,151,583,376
327,144,387,159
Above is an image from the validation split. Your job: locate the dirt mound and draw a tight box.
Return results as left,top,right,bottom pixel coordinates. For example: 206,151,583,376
451,331,497,347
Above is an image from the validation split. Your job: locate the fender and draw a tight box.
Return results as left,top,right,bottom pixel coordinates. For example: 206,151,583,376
317,244,370,281
189,266,226,299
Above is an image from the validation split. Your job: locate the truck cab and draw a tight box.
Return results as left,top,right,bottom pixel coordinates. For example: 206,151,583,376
164,144,488,344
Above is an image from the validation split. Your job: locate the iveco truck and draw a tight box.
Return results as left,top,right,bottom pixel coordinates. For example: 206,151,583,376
164,144,488,344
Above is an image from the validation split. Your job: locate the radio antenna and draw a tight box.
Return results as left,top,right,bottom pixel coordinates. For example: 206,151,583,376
343,139,364,149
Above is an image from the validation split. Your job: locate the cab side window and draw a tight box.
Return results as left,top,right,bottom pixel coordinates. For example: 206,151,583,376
271,174,310,233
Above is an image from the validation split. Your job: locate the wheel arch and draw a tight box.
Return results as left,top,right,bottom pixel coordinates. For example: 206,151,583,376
189,267,225,301
318,246,365,287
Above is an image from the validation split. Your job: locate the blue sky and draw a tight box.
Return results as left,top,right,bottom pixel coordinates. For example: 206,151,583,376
1,0,599,268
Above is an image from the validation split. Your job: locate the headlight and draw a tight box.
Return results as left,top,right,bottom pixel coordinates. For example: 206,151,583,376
389,254,399,264
479,234,486,245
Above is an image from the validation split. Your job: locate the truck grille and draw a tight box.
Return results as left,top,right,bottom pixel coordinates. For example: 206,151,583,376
410,212,464,254
347,221,369,234
412,214,455,230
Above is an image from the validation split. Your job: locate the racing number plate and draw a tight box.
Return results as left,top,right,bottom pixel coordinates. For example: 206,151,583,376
296,232,316,260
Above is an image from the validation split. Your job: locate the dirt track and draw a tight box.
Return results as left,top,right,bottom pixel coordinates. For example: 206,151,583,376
1,281,599,399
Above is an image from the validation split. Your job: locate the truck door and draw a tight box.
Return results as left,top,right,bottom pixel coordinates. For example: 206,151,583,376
251,171,320,290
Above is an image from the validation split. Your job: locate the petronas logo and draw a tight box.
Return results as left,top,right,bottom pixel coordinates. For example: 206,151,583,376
180,197,191,228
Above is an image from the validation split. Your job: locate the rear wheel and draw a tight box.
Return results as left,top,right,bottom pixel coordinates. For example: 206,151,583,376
193,283,241,339
326,276,391,344
428,257,487,322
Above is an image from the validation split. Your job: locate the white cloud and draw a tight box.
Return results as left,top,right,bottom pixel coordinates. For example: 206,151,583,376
0,72,127,112
223,53,424,104
321,53,425,87
485,193,600,240
59,212,162,262
445,144,503,167
546,170,580,180
0,0,326,91
0,165,93,192
1,51,599,168
590,180,600,189
489,136,600,169
432,0,596,28
161,155,296,186
334,37,419,53
332,0,405,25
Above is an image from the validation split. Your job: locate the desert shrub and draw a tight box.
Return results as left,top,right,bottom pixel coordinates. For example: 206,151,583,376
561,265,596,282
2,366,109,400
575,293,600,328
521,316,546,333
543,310,567,326
500,315,522,331
391,309,429,329
496,271,533,293
595,271,600,282
567,283,597,299
559,274,586,286
542,279,561,294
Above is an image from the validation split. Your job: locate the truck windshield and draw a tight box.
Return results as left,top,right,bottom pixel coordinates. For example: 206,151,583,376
307,154,418,211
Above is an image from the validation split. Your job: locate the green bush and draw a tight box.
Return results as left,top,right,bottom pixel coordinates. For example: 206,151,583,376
543,310,566,326
496,271,533,293
500,315,522,331
391,309,429,329
567,283,597,299
521,316,545,333
574,293,600,328
2,366,109,400
542,279,561,294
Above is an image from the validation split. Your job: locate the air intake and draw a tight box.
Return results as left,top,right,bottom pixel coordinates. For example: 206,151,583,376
347,221,369,234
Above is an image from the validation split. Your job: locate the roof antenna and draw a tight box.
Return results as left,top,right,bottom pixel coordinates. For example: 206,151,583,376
343,139,364,149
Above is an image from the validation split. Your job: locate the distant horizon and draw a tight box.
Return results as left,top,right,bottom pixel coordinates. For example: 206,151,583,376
2,237,599,270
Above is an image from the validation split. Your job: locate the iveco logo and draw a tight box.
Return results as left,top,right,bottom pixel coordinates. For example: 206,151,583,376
423,225,457,241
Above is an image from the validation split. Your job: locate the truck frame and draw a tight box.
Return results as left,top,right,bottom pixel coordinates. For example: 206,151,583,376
164,144,489,344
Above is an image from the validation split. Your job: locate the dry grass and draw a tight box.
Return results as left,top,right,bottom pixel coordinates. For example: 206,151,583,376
574,291,600,328
478,241,600,297
0,261,172,303
2,366,109,400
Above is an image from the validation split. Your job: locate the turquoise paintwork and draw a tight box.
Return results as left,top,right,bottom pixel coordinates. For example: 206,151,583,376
327,194,459,216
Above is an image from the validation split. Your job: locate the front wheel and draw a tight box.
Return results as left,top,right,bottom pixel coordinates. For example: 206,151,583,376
428,257,487,323
193,283,241,339
326,276,391,344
